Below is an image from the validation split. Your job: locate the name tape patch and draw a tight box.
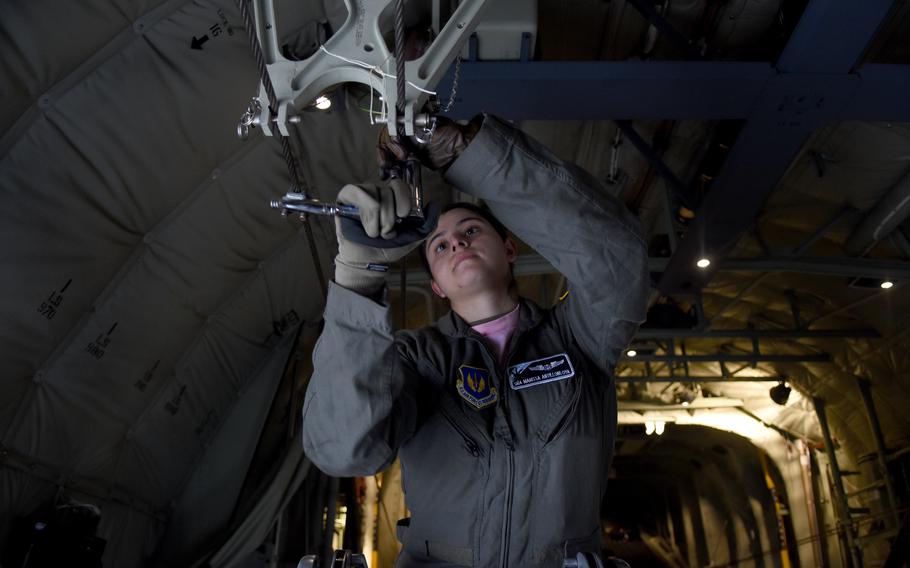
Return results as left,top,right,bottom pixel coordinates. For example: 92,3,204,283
508,353,575,390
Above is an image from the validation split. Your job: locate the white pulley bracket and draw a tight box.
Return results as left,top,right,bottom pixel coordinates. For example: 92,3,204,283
250,0,490,137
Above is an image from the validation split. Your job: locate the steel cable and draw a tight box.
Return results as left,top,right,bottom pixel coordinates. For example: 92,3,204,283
236,0,326,296
394,0,406,121
394,0,407,322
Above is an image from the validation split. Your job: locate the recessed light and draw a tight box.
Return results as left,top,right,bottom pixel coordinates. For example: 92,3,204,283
314,95,332,110
626,349,637,357
681,401,690,407
881,280,894,289
696,258,711,269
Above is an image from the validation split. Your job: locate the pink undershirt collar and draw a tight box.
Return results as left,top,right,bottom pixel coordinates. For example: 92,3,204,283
470,304,520,366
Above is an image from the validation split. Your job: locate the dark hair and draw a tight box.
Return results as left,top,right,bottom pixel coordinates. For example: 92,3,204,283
419,201,509,276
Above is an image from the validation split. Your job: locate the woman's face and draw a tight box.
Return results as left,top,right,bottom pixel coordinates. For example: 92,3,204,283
424,208,516,300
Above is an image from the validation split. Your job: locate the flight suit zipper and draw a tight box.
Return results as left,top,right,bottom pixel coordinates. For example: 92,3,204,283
499,438,515,568
467,325,526,568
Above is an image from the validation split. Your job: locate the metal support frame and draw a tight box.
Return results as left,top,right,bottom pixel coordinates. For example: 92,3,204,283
712,206,857,319
438,62,910,122
656,0,897,293
615,120,696,207
322,476,340,563
786,289,804,329
621,353,829,364
856,378,902,529
250,0,489,136
719,257,910,280
807,282,904,327
814,397,864,568
623,0,701,59
616,375,786,383
635,328,879,339
430,1,904,294
389,253,910,284
883,511,910,568
793,206,858,256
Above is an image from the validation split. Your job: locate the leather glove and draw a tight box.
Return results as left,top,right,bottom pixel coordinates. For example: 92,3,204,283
334,179,422,294
378,115,483,174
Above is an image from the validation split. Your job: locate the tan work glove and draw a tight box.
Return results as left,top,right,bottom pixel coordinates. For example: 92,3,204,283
377,115,483,174
334,179,422,295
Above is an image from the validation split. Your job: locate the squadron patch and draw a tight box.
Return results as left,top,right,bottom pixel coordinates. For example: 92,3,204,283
509,353,575,390
456,365,498,410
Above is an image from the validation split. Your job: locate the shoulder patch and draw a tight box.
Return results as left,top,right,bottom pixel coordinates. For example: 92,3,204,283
456,365,498,410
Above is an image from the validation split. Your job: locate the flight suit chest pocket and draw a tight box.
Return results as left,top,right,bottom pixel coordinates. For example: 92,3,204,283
507,351,586,448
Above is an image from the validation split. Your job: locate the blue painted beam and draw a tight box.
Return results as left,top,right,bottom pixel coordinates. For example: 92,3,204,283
615,120,696,208
438,61,774,120
622,0,702,59
776,0,896,74
437,61,910,122
846,64,910,121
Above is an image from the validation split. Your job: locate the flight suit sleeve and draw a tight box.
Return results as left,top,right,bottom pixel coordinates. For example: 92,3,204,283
301,281,419,477
446,115,649,369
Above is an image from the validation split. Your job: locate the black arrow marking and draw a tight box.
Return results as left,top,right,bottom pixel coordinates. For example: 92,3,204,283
190,35,209,50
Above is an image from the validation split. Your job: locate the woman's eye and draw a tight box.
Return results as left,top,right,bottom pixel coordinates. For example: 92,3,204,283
434,241,447,253
465,226,478,236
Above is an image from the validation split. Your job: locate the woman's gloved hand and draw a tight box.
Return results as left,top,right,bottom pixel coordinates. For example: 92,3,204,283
377,115,483,175
334,179,422,295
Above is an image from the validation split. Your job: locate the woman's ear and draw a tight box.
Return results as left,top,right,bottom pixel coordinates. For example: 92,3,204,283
430,279,447,299
504,237,518,263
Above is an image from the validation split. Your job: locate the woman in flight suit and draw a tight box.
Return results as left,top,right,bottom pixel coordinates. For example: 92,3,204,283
302,115,649,568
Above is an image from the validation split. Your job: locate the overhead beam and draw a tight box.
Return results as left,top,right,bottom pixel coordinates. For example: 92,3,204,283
389,253,910,284
621,353,830,363
775,0,891,74
721,257,910,280
616,376,785,383
848,64,910,121
615,120,696,207
622,0,702,59
440,61,772,120
438,62,910,123
618,398,744,410
656,0,898,294
635,328,880,339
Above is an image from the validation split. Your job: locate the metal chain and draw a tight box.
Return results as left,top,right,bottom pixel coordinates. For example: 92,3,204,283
442,55,461,113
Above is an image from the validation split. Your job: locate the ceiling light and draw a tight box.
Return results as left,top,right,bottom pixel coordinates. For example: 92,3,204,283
696,258,711,269
655,421,666,435
675,387,699,406
626,349,637,357
769,381,791,406
881,280,894,289
645,421,655,435
314,95,332,110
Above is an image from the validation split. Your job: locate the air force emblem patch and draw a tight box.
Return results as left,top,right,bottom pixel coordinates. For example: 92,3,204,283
456,365,498,410
509,353,575,390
